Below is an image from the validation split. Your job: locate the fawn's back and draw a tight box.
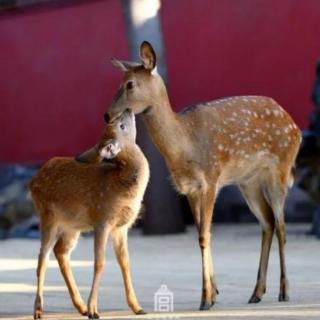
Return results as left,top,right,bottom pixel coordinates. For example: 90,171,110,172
30,110,149,231
30,157,142,229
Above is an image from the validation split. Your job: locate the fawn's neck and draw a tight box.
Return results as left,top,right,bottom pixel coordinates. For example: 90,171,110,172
115,144,149,181
142,90,187,164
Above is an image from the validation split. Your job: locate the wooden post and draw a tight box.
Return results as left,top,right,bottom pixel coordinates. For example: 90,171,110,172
121,0,185,234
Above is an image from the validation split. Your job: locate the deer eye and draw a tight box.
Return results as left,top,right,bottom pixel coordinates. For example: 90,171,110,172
120,123,126,130
126,81,134,90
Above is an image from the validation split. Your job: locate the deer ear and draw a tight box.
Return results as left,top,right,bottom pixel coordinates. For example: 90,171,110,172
139,41,156,71
75,144,99,163
111,59,141,72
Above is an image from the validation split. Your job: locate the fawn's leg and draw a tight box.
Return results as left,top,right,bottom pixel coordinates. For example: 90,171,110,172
112,227,145,315
87,224,110,319
53,231,87,315
34,226,57,319
188,187,217,310
239,184,275,303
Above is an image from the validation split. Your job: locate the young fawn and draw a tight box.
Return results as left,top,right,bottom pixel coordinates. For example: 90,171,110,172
30,110,149,319
106,42,302,310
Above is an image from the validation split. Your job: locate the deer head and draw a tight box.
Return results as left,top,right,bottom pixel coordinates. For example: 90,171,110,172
77,109,136,163
106,41,166,122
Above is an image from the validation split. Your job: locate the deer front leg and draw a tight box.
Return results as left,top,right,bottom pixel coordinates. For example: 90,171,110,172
188,188,217,310
87,225,110,319
112,227,145,315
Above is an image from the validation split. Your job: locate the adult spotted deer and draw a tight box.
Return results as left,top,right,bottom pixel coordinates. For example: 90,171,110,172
30,110,149,319
106,42,302,310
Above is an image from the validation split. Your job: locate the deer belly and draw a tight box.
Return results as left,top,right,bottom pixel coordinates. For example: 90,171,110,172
220,153,278,186
171,173,208,195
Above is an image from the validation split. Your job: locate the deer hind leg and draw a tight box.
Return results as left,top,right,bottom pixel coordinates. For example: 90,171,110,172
34,223,58,319
53,231,87,315
264,170,290,302
112,227,145,315
239,183,275,304
87,224,111,319
188,188,217,310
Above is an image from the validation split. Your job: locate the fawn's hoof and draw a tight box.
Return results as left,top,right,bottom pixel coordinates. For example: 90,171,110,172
88,312,99,319
82,311,88,316
135,309,147,315
248,294,261,304
278,293,289,302
199,301,212,310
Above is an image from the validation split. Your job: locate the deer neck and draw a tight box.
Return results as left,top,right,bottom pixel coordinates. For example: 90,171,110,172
142,94,187,165
117,145,148,172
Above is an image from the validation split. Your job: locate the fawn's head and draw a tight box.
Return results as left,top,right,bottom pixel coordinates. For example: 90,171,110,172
106,41,165,122
77,109,136,163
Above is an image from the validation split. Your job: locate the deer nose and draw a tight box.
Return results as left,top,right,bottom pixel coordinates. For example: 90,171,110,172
104,112,110,124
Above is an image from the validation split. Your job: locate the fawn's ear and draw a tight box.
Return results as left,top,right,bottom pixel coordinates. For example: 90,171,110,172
75,145,99,163
111,59,141,72
140,41,156,71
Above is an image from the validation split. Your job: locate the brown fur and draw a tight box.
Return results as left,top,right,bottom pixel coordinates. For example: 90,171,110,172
31,110,149,319
107,41,302,310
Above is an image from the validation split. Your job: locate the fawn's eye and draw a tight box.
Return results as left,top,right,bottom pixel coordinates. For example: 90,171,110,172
126,81,134,90
120,123,126,130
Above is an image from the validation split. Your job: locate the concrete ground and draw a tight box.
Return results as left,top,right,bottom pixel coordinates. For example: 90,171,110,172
0,224,319,320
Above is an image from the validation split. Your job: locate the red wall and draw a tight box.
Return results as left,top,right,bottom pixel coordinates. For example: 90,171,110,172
160,0,320,128
0,0,128,163
2,0,320,163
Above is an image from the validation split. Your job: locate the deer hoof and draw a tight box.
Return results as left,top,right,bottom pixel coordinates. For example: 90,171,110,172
136,309,147,315
278,293,289,302
199,301,212,310
248,294,261,304
88,312,99,319
33,310,42,319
